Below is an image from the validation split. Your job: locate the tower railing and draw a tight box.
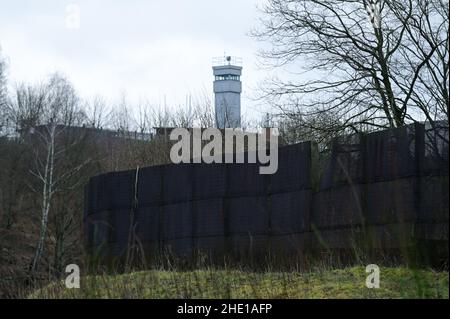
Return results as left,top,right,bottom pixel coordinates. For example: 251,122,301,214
212,56,243,67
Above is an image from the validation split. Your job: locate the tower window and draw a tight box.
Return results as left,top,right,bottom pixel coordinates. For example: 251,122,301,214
215,74,240,81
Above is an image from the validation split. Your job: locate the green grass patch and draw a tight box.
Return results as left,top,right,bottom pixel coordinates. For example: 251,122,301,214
29,266,449,299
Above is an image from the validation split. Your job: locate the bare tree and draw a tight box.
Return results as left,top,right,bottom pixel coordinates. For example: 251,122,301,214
192,92,215,128
0,50,7,132
276,112,343,148
5,82,49,135
84,96,112,129
29,122,58,274
252,0,449,135
5,74,91,275
394,0,449,127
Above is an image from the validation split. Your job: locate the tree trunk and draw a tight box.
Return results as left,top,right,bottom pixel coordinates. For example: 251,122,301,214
30,125,55,275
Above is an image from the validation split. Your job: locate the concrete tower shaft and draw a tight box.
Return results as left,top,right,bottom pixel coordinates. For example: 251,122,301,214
212,57,242,128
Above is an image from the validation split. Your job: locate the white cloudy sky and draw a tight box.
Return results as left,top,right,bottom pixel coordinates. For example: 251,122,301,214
0,0,276,121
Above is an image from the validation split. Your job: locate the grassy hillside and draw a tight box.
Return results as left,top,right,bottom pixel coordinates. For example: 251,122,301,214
29,266,448,299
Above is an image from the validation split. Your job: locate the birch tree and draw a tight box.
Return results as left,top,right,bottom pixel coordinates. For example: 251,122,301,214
29,122,57,274
0,51,7,135
5,74,91,275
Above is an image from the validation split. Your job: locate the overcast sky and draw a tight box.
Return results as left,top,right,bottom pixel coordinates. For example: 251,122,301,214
0,0,273,121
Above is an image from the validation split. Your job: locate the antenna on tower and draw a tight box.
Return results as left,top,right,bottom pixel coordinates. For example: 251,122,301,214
212,55,242,67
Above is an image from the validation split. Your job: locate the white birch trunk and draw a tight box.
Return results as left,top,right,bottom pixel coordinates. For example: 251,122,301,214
30,124,56,274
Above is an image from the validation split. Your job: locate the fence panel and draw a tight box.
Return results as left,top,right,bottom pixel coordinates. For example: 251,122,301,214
136,206,160,245
365,124,421,182
270,190,311,234
137,166,163,206
228,163,267,197
84,124,449,262
228,196,268,235
366,178,418,224
163,164,193,204
312,185,364,229
193,163,227,200
270,142,311,193
97,170,136,211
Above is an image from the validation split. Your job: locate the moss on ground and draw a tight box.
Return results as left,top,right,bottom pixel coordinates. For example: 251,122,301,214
29,266,449,299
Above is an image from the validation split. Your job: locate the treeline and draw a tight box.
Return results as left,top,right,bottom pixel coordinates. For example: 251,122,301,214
0,66,263,297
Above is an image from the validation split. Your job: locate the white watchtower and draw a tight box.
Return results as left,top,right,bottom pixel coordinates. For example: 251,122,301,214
212,56,242,128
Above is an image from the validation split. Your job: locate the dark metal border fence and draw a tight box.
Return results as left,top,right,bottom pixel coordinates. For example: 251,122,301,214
84,123,449,264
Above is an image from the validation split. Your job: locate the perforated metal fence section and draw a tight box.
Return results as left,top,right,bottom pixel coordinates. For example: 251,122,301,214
84,123,449,261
